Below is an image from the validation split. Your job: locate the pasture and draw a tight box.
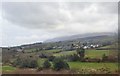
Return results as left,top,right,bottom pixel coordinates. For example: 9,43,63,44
68,62,118,74
52,49,115,59
85,49,110,58
2,66,16,72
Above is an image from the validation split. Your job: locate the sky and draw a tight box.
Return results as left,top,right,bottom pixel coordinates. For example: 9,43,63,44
0,2,118,47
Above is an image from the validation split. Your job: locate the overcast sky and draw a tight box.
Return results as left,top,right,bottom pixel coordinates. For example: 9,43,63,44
1,2,118,47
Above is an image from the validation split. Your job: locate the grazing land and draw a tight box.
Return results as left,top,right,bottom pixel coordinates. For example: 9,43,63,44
2,66,16,72
68,62,118,74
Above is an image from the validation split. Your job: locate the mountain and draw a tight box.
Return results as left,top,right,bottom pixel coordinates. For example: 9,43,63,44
44,32,116,43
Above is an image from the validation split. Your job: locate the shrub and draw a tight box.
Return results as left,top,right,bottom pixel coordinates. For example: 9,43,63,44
53,58,70,71
67,54,80,61
20,59,29,68
13,57,38,68
43,60,51,68
28,59,38,68
12,57,21,67
102,54,108,62
37,67,43,71
76,47,85,60
48,56,55,61
39,53,47,58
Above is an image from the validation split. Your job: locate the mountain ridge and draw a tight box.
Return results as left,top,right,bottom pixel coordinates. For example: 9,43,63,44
44,32,115,43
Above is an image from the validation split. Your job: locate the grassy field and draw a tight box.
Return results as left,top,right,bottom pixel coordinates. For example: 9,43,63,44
37,57,118,73
25,49,61,53
41,49,61,53
53,49,112,59
2,62,118,74
24,48,116,59
53,51,76,57
68,62,118,74
24,48,37,53
100,44,118,49
85,50,110,58
2,66,16,72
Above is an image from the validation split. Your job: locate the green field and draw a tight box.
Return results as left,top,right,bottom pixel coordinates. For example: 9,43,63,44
2,66,16,72
25,49,61,53
85,50,110,58
68,62,118,74
2,62,118,74
41,49,61,53
24,48,116,59
53,49,112,59
53,51,76,57
24,48,37,53
100,44,118,49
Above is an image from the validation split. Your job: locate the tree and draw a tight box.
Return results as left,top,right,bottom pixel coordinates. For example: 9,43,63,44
76,47,85,61
53,58,70,71
67,54,79,61
102,54,108,62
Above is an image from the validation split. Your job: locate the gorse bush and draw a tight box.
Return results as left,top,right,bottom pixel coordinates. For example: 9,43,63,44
43,60,51,68
52,58,70,71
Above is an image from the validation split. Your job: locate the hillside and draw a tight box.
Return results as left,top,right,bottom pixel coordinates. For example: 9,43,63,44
45,32,116,42
2,32,117,50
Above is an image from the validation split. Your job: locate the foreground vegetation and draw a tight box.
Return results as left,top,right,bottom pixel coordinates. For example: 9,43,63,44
2,43,118,74
68,62,118,74
2,62,118,74
2,66,16,72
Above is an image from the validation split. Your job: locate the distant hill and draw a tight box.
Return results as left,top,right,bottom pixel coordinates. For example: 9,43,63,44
2,32,117,49
45,32,116,43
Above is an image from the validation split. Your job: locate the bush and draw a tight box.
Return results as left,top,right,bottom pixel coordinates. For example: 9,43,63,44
102,54,108,62
37,67,43,71
20,59,29,68
53,58,70,71
12,57,21,67
43,60,51,68
39,53,47,58
76,47,85,60
67,54,79,61
48,56,55,61
13,57,38,68
28,59,38,68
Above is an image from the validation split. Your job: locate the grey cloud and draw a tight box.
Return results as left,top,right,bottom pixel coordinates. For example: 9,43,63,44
97,2,118,14
1,2,118,47
2,2,70,29
2,2,118,35
2,2,117,30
